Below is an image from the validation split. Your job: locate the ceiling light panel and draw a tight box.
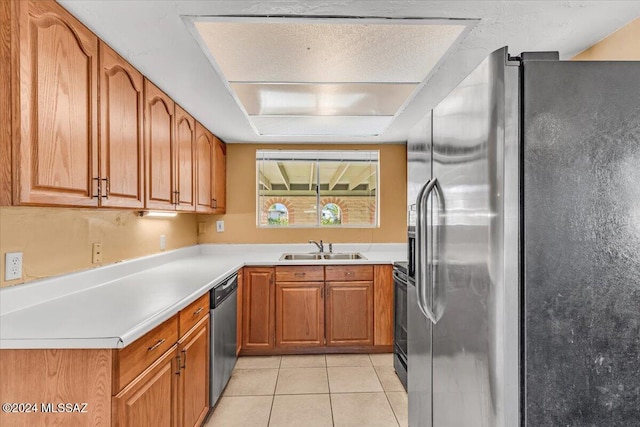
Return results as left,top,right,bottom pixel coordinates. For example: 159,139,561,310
231,83,419,116
250,116,394,136
194,20,467,83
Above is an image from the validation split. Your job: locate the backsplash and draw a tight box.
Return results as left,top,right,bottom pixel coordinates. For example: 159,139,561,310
0,207,198,287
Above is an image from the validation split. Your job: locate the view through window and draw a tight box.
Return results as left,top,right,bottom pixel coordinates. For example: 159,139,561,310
257,150,379,228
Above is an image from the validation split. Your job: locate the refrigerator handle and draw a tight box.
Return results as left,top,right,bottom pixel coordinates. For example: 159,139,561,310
416,178,437,323
431,179,447,323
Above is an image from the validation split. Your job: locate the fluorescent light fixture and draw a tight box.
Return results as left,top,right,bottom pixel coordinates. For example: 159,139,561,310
186,17,473,137
138,211,178,218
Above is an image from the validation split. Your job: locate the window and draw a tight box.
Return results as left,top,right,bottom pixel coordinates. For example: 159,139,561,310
267,203,289,226
257,150,379,228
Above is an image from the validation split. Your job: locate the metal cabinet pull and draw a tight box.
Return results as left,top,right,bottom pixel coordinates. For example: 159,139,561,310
193,307,204,317
294,272,306,277
92,177,101,199
102,177,110,198
147,338,165,352
345,271,354,277
181,349,187,370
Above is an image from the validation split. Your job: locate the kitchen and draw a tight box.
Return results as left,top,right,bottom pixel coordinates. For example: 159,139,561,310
1,2,637,427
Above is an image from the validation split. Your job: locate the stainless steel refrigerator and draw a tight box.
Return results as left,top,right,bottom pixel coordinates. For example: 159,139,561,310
407,47,640,427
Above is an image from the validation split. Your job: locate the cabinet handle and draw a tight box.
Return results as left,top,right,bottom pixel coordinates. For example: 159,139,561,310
101,177,109,199
175,354,182,375
193,307,204,317
181,349,187,370
294,272,306,277
345,271,354,277
92,177,101,199
212,198,217,209
173,191,179,205
147,339,165,352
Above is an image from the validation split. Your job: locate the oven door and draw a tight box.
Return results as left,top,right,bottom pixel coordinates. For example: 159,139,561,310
393,267,408,390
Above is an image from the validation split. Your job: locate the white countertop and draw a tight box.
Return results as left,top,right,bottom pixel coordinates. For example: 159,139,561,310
0,243,406,349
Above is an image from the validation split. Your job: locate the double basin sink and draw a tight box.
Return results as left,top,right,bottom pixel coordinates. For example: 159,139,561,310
280,252,366,261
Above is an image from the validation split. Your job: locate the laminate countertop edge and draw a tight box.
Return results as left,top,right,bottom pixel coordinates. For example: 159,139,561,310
0,244,406,349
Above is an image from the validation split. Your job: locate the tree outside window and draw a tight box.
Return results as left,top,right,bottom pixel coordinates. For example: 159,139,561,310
321,203,342,225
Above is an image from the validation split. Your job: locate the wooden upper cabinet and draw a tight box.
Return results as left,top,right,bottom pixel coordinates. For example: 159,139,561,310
195,123,214,213
242,267,275,351
325,281,374,347
15,0,98,207
144,79,175,210
99,42,144,208
174,105,196,211
212,136,226,213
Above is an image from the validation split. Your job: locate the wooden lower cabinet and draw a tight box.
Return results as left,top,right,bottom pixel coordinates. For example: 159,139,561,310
239,264,392,355
276,282,325,348
325,281,374,346
0,295,211,427
242,267,275,351
113,345,178,427
177,317,209,427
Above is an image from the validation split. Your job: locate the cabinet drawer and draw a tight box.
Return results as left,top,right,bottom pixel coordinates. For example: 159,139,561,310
179,293,210,337
276,266,324,282
325,265,374,282
115,315,179,393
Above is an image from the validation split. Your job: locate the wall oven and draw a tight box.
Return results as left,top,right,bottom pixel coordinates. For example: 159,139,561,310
393,261,409,391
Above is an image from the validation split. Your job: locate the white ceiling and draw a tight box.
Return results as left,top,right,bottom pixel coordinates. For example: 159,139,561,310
59,1,640,144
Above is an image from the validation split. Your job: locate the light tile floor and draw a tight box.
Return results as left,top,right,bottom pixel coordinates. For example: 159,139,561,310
205,353,408,427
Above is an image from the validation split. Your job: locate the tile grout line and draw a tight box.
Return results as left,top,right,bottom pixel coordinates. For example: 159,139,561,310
372,361,402,427
266,356,282,427
325,354,337,427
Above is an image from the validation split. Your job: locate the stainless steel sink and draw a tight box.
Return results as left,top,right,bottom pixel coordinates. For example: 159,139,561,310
279,252,366,261
280,253,325,260
322,253,366,260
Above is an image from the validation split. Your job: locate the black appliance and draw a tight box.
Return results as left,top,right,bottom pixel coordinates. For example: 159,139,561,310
393,261,408,391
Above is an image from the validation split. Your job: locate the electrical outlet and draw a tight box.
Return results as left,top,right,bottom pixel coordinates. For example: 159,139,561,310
160,235,166,250
5,252,23,281
92,243,102,264
216,220,224,232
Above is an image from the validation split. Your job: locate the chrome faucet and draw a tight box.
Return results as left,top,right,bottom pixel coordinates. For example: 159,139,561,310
309,240,324,253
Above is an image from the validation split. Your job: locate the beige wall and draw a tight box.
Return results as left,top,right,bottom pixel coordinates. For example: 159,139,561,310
0,207,197,287
573,17,640,60
198,144,407,244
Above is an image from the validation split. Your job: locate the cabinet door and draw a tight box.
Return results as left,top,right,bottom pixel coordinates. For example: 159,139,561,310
236,268,244,355
16,0,98,207
276,282,325,348
242,268,275,351
174,105,195,211
194,123,213,213
113,345,178,427
373,265,394,346
177,317,209,427
325,281,374,346
212,137,226,213
99,42,144,208
144,79,175,210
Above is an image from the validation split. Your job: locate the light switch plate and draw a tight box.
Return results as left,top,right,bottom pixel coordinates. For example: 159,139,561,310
5,252,23,281
216,220,224,232
160,235,166,250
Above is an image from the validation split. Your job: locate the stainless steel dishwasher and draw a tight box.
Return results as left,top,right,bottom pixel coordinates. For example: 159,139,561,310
209,272,238,407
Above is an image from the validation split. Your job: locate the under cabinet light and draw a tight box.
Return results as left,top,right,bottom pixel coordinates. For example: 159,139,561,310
138,211,178,218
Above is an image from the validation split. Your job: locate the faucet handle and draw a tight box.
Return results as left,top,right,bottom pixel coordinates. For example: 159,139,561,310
328,243,333,253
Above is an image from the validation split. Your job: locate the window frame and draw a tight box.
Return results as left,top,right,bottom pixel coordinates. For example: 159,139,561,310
256,150,379,228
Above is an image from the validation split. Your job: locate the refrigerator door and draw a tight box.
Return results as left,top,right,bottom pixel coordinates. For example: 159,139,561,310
523,60,640,426
407,112,433,427
429,47,520,427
